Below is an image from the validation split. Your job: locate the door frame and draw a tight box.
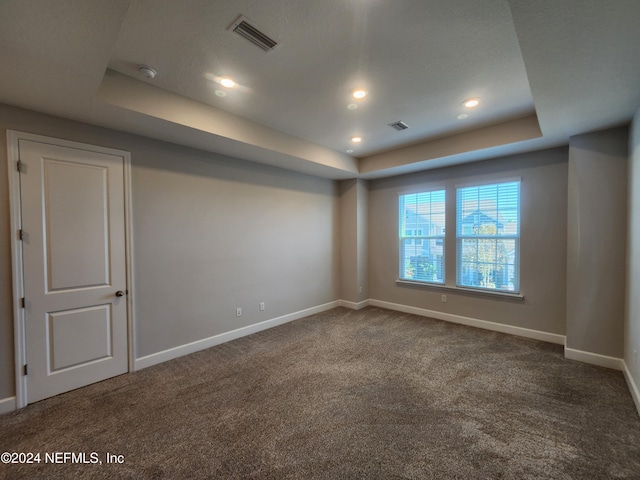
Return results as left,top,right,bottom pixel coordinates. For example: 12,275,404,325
6,130,136,409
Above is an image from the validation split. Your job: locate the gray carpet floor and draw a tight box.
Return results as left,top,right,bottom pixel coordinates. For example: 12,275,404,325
1,306,639,479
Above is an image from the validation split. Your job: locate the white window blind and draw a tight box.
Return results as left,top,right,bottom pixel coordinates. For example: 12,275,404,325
399,190,446,283
456,181,520,292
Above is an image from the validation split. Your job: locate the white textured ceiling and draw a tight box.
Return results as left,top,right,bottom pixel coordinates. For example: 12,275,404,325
1,0,639,179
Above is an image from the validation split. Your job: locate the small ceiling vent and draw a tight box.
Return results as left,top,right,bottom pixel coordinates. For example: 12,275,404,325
389,121,410,131
228,15,278,52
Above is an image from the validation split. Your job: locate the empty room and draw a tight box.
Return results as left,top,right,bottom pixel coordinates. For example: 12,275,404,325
1,1,640,478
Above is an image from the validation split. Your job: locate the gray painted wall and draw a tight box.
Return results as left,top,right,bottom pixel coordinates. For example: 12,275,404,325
339,179,369,303
357,180,369,301
0,117,12,401
368,148,568,334
627,108,640,390
132,145,340,357
567,127,628,357
340,179,358,303
0,104,340,398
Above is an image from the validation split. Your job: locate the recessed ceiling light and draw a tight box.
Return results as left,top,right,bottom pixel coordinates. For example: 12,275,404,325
347,103,358,110
457,113,469,120
351,136,362,143
220,77,236,88
353,89,367,99
215,90,227,97
463,98,480,108
347,149,354,154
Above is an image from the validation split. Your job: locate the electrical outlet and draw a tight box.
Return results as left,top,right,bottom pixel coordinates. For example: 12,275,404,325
634,349,638,365
236,307,242,317
359,286,363,294
441,295,447,303
260,302,265,311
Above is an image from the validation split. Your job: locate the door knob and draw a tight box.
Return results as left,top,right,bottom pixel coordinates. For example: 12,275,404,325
115,290,125,297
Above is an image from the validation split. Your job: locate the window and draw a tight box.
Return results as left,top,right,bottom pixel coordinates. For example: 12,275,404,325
456,181,520,292
399,190,446,283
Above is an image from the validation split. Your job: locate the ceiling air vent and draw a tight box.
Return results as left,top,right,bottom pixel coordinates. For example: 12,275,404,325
389,121,410,131
228,15,278,52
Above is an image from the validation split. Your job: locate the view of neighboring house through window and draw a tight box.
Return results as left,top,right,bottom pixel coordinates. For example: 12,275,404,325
399,190,446,283
456,180,520,292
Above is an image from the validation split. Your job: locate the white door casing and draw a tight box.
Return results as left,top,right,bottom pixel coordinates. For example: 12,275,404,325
7,132,134,407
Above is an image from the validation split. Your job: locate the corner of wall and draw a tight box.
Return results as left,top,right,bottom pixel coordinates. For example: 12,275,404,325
624,106,640,412
566,127,628,358
623,361,640,418
339,178,368,303
0,396,16,415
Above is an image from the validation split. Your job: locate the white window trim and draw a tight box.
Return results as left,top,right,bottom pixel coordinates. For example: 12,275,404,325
395,279,524,301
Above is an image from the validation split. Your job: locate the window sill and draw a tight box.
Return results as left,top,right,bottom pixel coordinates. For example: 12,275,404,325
395,279,524,301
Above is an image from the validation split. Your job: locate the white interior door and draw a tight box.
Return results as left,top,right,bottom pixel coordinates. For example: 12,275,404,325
18,139,128,403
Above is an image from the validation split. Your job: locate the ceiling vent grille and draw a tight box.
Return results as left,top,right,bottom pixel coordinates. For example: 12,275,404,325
229,15,278,52
389,121,410,131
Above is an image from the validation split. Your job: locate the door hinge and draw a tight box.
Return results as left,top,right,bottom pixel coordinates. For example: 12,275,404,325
23,364,27,376
21,297,25,308
16,160,22,173
19,229,24,240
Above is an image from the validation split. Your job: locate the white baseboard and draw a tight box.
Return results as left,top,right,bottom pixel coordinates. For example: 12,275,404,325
369,299,566,345
622,362,640,417
338,299,370,310
564,347,624,371
134,301,340,370
0,396,16,415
